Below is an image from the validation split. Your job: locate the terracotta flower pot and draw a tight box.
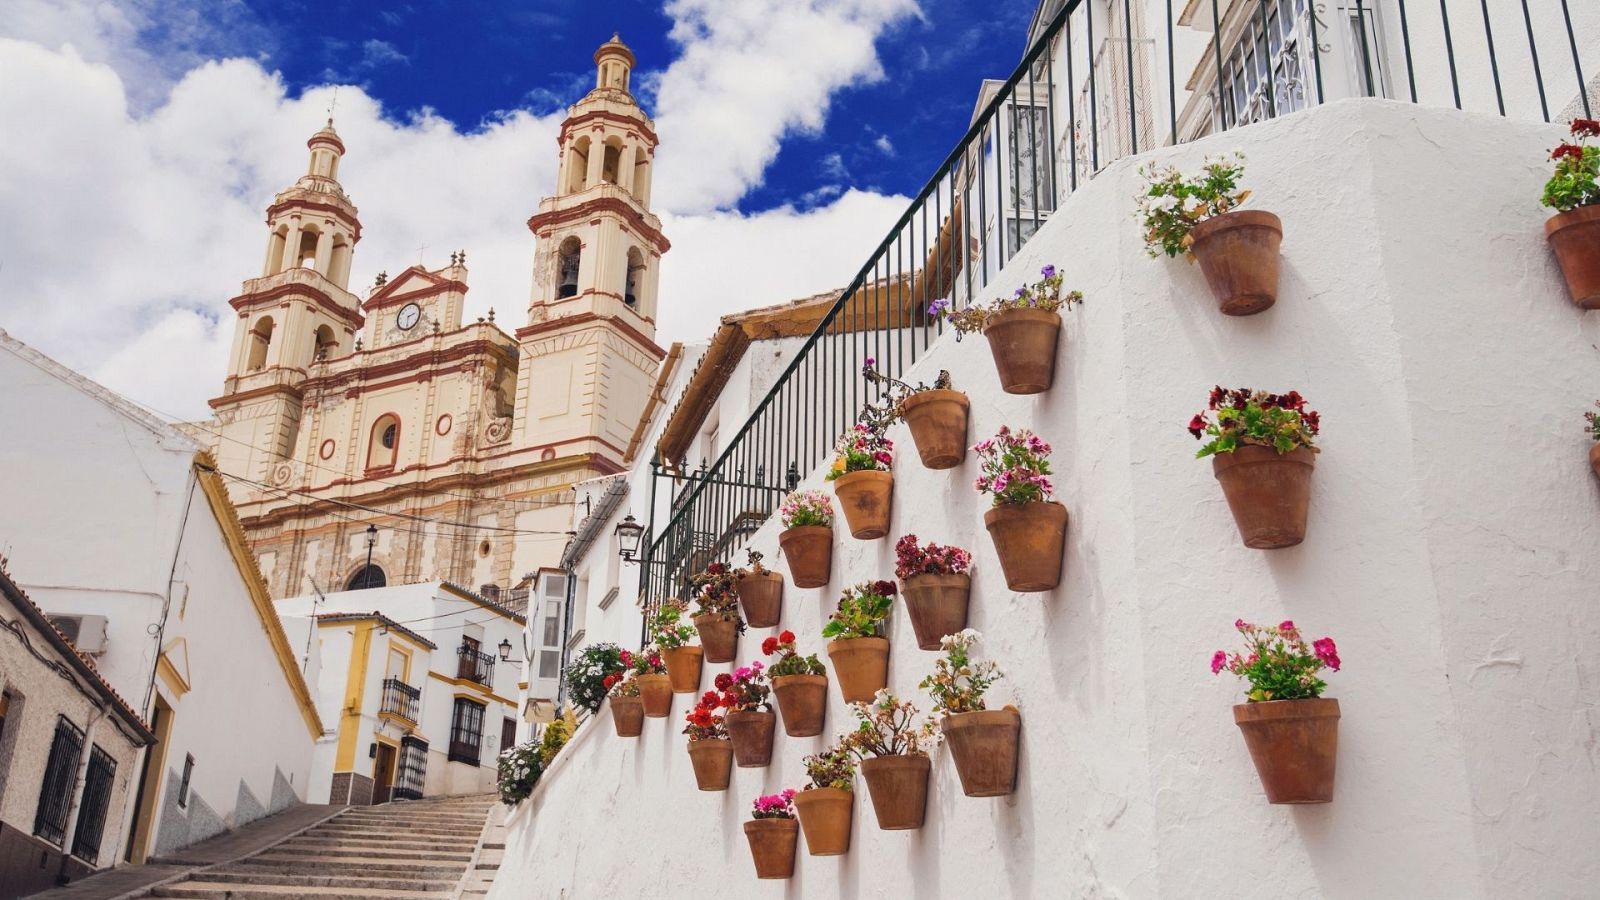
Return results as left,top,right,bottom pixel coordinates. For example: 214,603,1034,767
738,570,784,628
693,613,740,664
1233,697,1340,804
771,674,827,737
1546,205,1600,309
1212,444,1316,549
901,573,971,650
983,500,1068,592
1189,209,1283,316
725,709,777,768
793,787,854,856
686,737,733,791
900,389,970,469
637,673,672,718
778,525,833,589
610,695,644,737
827,637,890,703
1590,442,1600,480
661,645,704,694
859,755,930,830
742,818,799,879
833,469,894,540
981,307,1060,394
941,707,1021,797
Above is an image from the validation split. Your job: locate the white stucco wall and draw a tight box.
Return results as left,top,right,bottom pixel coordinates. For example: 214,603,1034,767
491,100,1600,899
0,335,317,859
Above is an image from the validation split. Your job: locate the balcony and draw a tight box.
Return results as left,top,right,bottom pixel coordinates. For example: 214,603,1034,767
456,644,495,686
379,677,420,725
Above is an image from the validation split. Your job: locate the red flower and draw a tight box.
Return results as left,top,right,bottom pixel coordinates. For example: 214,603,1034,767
872,580,896,597
1187,414,1207,439
1571,118,1600,138
713,673,733,691
1552,142,1585,161
1207,385,1226,410
761,636,779,656
602,674,619,689
1303,410,1321,434
778,629,796,644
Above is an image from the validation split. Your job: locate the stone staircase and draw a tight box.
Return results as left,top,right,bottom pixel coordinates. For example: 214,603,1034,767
147,794,498,899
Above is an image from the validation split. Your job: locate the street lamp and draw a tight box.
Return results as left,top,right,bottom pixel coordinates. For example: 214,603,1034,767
498,638,514,662
360,524,377,589
614,513,644,561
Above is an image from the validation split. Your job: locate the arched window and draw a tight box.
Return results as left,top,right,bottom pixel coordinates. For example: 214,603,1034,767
566,137,591,194
295,226,320,270
556,237,581,299
312,324,337,360
347,564,386,591
247,317,274,371
601,140,622,185
624,248,645,310
265,227,289,276
329,235,352,287
631,158,651,204
367,414,399,471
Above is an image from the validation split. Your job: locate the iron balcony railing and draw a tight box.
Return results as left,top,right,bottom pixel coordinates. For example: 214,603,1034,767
379,677,421,724
457,644,495,686
637,0,1595,620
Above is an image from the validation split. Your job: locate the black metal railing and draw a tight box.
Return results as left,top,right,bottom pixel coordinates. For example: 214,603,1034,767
456,644,495,686
379,677,421,724
70,746,116,865
637,0,1595,618
394,735,428,800
33,716,83,846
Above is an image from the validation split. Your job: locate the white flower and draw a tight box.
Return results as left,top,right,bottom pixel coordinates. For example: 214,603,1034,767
1151,194,1180,214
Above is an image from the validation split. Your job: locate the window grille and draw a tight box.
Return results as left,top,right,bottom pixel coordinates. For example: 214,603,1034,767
70,746,116,865
449,699,485,765
33,716,84,846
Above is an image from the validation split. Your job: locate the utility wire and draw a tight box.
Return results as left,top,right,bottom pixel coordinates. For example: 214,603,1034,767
130,394,568,513
205,466,575,537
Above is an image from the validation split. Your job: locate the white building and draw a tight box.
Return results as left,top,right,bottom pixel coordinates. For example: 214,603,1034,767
487,2,1600,897
0,331,323,866
0,564,154,896
277,581,524,804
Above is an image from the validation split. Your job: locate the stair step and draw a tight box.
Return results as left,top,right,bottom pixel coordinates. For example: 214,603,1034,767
227,858,467,878
278,832,476,845
151,883,450,899
250,846,473,864
188,870,459,892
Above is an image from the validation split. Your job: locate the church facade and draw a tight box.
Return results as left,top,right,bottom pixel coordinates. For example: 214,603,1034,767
191,35,666,603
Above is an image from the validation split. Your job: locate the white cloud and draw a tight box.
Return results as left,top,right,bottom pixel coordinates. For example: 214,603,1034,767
650,0,920,213
874,133,895,155
0,23,915,419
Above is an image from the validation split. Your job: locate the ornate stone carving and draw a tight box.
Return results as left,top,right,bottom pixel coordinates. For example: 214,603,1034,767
483,416,514,446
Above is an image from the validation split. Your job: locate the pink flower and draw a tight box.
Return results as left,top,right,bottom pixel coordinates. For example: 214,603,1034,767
1312,637,1341,672
1210,650,1227,675
1278,620,1296,634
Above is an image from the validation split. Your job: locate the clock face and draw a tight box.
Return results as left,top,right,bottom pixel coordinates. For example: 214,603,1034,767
397,303,421,331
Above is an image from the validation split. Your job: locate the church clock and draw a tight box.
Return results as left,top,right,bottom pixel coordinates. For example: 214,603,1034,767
396,302,422,331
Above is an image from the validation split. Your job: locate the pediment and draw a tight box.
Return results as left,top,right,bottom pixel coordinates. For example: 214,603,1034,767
362,266,453,311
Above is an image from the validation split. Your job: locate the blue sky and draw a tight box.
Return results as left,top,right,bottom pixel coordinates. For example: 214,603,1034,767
221,0,1036,213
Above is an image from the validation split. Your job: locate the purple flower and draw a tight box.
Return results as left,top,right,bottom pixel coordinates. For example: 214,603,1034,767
1040,264,1056,278
1014,287,1027,298
927,298,951,316
864,356,876,369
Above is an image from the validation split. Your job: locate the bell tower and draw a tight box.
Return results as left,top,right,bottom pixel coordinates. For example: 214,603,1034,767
515,34,669,466
209,120,365,486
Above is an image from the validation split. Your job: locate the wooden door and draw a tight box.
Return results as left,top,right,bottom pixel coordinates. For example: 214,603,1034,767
373,743,397,804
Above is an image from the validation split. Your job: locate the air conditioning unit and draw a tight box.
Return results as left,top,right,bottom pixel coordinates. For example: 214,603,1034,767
47,614,109,655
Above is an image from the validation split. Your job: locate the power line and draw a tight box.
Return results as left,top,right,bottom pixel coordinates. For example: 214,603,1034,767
206,466,575,537
236,473,570,545
130,394,568,513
